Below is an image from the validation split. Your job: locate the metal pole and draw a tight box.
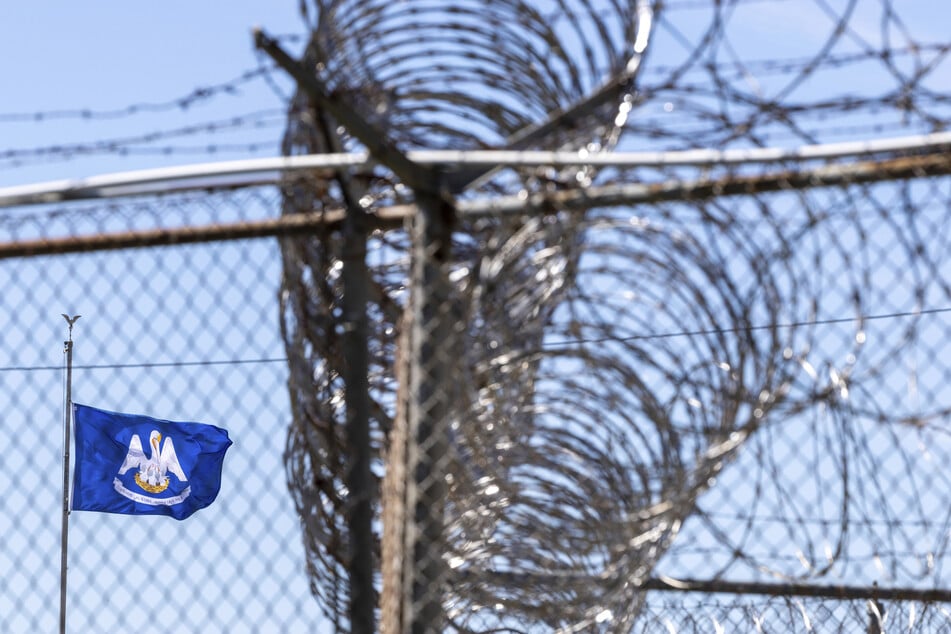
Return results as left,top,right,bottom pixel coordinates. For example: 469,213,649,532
407,189,454,633
59,314,79,634
253,30,456,632
341,202,375,634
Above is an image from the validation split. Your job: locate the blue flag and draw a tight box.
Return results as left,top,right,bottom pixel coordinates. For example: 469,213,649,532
71,403,232,520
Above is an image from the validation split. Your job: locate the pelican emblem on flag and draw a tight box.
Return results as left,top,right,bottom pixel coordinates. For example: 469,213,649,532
118,430,188,494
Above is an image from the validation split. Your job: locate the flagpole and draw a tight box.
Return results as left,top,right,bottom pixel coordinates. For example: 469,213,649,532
59,314,79,634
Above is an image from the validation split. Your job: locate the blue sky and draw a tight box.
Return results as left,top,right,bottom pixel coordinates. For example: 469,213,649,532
0,2,303,188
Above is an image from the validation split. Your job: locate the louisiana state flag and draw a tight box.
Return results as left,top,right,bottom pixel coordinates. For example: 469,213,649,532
71,403,232,520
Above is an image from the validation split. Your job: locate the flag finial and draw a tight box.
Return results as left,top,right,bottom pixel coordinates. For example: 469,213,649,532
61,314,81,341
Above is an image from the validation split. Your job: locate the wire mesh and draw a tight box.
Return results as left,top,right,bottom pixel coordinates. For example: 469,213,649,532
0,188,325,632
277,0,651,629
272,168,951,632
633,592,951,633
1,168,951,632
266,0,951,631
3,0,951,631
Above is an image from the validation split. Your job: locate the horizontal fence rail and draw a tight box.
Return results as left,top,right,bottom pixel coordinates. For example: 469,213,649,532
4,129,951,207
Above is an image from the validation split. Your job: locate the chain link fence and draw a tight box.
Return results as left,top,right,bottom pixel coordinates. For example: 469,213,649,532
0,188,326,632
1,161,949,630
3,0,951,631
635,593,951,633
384,172,951,633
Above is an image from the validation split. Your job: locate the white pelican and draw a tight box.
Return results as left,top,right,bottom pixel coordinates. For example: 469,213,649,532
119,430,188,492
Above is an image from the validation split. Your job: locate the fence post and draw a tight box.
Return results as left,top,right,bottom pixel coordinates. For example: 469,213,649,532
253,31,456,632
341,199,375,634
404,187,455,633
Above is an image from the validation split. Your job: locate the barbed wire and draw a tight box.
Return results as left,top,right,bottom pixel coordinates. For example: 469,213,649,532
641,42,951,80
0,142,284,170
5,43,943,127
268,0,951,631
5,28,948,173
0,109,285,164
0,66,281,124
